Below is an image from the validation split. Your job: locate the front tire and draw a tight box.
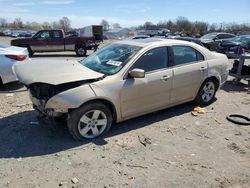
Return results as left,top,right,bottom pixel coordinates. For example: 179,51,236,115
67,102,113,141
195,79,217,106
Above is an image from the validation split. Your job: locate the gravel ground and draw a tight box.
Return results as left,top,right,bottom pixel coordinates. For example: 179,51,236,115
0,36,250,188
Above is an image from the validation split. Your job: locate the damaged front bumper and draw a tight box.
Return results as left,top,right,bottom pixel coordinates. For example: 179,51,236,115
30,95,64,117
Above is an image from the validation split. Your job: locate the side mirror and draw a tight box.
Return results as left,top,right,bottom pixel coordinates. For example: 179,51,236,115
213,36,219,41
129,68,145,78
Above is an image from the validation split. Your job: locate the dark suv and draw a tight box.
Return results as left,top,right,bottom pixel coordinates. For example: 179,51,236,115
217,35,250,58
200,32,236,51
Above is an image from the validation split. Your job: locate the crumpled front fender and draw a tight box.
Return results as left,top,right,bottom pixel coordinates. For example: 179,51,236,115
45,84,96,113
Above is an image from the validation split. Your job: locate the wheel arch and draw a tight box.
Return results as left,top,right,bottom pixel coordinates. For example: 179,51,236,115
206,76,220,91
69,98,117,123
0,75,3,85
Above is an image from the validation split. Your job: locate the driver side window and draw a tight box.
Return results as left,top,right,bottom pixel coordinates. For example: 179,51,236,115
132,47,168,72
37,31,51,39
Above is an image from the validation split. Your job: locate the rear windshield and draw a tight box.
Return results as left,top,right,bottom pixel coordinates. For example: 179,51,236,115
201,33,217,39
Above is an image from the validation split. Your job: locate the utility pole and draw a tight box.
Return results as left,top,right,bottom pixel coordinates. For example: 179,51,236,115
220,23,223,31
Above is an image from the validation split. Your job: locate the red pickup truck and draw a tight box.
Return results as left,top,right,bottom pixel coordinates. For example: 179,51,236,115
11,29,101,56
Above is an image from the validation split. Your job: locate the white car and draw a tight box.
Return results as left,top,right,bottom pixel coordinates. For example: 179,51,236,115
0,44,29,85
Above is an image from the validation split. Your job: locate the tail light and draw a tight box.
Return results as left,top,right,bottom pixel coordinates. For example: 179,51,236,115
5,55,27,61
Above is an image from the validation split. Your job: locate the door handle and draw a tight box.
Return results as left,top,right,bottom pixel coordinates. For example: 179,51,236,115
161,75,170,81
200,67,207,71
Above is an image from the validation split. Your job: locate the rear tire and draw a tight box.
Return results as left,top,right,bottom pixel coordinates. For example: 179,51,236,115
67,102,113,141
195,78,218,106
75,46,87,57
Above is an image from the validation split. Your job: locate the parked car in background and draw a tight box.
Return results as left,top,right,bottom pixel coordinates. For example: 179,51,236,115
3,30,12,36
14,38,229,140
174,37,205,47
200,32,236,51
217,35,250,58
0,44,29,85
18,31,33,38
11,31,20,38
11,28,101,57
130,35,150,39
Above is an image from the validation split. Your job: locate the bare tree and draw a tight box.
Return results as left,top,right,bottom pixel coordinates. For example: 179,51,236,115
112,23,121,29
193,21,209,35
175,17,193,35
31,22,42,30
100,19,110,31
42,22,51,30
143,21,154,29
51,21,60,29
0,18,7,28
13,18,23,29
59,17,71,32
209,23,219,32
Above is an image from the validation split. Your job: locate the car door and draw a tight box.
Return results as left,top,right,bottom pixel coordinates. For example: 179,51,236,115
49,30,65,51
170,45,207,104
30,30,53,51
120,46,173,119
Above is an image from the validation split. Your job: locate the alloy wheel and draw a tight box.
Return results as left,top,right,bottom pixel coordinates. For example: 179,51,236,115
201,81,215,102
78,110,107,139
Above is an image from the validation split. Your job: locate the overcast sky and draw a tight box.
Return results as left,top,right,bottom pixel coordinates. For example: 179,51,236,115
0,0,249,28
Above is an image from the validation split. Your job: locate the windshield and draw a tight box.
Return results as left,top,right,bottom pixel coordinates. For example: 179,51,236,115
80,43,142,75
201,33,217,40
232,36,250,42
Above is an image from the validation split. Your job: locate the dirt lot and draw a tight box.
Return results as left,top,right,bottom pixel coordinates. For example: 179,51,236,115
0,37,250,188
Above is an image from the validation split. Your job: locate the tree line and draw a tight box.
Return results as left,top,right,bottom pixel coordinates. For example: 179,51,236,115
136,17,250,36
0,17,71,32
1,16,250,36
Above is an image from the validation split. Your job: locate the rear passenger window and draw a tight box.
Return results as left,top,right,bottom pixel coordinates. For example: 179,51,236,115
172,46,204,66
54,31,63,39
132,47,168,72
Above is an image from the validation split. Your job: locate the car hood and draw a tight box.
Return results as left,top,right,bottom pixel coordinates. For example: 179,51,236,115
11,37,33,45
13,59,104,85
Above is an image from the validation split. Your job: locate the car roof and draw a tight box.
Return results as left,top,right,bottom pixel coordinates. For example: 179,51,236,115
115,38,197,47
205,32,235,35
239,35,250,37
175,37,201,41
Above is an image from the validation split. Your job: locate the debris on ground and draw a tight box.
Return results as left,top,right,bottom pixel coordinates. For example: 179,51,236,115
214,118,222,125
138,135,151,147
227,142,246,154
166,160,177,166
71,177,79,184
166,128,174,135
126,164,148,169
5,93,14,97
59,181,67,186
191,111,199,116
226,114,250,125
193,106,205,114
14,103,30,107
17,157,22,162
